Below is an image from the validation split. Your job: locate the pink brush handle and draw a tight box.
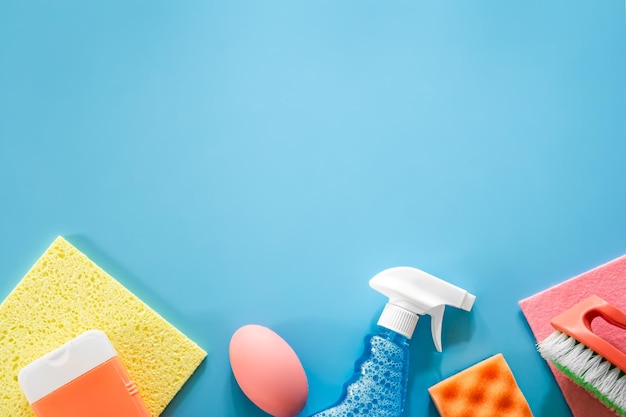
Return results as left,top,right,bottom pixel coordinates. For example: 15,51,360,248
551,294,626,373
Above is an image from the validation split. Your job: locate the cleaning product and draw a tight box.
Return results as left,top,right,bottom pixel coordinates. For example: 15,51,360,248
0,237,206,417
18,330,151,417
308,266,475,417
428,353,533,417
538,295,626,416
519,255,626,417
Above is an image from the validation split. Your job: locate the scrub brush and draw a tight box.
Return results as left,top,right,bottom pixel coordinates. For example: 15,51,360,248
538,295,626,416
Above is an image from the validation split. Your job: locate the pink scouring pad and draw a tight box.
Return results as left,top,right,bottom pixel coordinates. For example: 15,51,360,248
519,255,626,417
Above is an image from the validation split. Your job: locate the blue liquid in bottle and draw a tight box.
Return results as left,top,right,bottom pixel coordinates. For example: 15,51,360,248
309,328,410,417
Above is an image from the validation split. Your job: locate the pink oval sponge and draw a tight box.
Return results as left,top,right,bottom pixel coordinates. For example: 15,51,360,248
229,324,308,417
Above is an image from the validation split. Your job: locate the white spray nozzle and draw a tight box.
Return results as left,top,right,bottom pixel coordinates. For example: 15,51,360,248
369,266,475,352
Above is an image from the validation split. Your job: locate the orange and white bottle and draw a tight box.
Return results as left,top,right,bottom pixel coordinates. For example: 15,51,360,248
18,330,150,417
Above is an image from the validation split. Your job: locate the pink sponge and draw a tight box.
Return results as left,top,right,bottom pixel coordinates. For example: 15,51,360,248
519,255,626,417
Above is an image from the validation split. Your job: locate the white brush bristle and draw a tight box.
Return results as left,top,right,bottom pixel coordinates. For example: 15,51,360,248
538,331,626,412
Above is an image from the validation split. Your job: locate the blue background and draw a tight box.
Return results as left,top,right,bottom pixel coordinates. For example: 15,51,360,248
1,1,625,416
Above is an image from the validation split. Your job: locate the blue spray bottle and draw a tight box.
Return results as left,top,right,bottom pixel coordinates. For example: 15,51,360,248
308,267,475,417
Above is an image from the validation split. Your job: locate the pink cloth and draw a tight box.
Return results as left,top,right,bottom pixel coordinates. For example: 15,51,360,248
519,255,626,417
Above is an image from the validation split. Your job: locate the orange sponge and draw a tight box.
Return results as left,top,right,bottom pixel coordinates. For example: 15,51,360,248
428,353,533,417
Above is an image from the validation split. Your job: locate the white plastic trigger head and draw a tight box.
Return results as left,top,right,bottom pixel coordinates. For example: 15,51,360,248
370,266,475,351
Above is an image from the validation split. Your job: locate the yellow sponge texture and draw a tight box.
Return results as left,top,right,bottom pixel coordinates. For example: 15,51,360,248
428,353,533,417
0,236,206,417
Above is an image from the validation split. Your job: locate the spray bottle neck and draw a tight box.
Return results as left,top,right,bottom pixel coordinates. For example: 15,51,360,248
377,303,419,339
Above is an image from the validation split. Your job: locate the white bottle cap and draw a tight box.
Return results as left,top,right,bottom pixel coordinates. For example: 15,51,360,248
377,303,419,339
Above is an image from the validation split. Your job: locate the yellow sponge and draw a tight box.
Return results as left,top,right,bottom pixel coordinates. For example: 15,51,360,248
0,236,206,417
428,353,533,417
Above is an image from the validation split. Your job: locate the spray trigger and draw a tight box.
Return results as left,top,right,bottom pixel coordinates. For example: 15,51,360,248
370,267,475,351
427,305,445,352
